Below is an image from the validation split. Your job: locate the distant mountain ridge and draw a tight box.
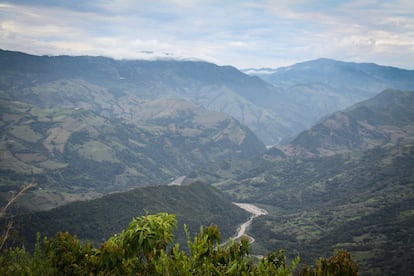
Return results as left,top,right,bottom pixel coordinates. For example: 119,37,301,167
246,58,414,90
244,58,414,142
5,50,414,145
0,49,288,144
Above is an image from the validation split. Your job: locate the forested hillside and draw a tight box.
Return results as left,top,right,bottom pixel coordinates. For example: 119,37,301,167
187,90,414,275
4,182,250,250
0,212,357,275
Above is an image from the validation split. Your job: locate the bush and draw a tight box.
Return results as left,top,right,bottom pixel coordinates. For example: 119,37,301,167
0,212,357,275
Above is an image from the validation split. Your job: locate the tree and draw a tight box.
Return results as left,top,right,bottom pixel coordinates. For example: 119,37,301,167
300,249,358,276
0,212,358,275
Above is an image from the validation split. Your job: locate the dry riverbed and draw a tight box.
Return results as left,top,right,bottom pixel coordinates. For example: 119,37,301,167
227,203,268,244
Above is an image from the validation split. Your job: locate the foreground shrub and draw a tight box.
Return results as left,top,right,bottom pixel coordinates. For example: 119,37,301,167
0,212,357,275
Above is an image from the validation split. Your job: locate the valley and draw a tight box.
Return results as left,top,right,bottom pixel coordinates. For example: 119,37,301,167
1,50,414,275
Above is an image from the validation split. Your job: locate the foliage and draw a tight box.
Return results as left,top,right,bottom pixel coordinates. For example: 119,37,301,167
9,182,250,252
300,250,358,276
0,212,357,275
43,232,97,275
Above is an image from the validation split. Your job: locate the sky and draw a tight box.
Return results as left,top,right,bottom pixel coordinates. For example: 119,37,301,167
0,0,413,69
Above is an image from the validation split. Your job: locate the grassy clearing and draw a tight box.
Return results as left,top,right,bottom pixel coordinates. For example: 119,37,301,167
37,160,68,170
74,141,118,162
43,127,71,153
399,209,414,218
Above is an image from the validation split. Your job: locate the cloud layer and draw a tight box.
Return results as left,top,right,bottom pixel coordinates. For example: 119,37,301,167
1,0,413,68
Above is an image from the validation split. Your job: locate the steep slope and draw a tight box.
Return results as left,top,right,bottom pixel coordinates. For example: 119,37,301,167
244,59,414,141
0,99,265,211
288,89,414,156
8,182,250,250
0,49,290,144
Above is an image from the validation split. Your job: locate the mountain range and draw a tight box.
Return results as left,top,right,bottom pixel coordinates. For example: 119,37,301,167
4,51,414,145
1,49,414,274
0,49,284,144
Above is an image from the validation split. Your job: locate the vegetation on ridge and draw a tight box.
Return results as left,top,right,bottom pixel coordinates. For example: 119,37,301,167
0,212,357,275
4,182,250,251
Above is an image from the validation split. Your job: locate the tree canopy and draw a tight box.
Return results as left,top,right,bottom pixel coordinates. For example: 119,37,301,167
0,212,357,275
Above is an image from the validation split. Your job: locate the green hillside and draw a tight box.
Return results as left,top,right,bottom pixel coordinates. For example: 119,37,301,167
8,182,250,250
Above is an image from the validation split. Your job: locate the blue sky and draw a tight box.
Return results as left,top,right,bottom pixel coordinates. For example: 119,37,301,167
0,0,413,69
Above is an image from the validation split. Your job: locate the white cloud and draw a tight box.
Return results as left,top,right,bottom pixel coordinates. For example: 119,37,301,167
0,0,413,69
